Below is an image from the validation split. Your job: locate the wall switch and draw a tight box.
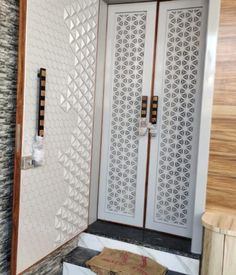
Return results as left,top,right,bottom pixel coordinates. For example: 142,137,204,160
21,156,34,170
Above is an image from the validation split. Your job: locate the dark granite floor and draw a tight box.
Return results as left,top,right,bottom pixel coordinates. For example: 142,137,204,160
85,221,200,259
64,247,186,275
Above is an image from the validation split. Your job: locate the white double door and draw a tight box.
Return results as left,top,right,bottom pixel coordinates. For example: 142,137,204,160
98,0,207,238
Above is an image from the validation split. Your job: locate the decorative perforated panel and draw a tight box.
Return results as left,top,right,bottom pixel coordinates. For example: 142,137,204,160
154,8,203,227
105,12,147,216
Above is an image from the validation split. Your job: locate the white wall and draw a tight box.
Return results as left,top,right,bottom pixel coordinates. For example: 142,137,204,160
89,0,108,224
17,0,99,272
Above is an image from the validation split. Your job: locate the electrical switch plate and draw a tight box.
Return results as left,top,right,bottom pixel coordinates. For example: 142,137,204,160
21,155,34,170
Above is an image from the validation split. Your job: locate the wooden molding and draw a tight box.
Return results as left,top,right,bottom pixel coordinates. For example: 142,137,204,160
10,0,27,274
207,0,236,213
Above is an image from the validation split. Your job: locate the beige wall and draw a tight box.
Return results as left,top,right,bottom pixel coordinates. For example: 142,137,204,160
207,0,236,212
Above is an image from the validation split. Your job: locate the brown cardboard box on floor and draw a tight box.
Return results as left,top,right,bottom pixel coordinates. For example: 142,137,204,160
86,248,167,275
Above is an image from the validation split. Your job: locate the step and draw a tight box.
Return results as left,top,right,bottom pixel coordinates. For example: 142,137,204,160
86,221,200,260
76,233,200,275
63,246,186,275
63,247,98,275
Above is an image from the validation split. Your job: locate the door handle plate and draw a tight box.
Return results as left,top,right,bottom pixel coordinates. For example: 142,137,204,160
151,96,158,124
37,68,46,137
149,96,158,137
139,96,148,136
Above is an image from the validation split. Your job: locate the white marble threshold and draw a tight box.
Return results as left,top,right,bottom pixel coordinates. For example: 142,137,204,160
63,263,96,275
77,233,199,275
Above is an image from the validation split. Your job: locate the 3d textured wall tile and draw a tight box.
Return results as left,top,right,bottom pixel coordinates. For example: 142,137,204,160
56,0,98,245
17,0,99,273
22,236,79,275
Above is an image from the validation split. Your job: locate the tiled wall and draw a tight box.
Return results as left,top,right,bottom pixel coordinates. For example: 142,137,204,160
22,237,79,275
0,0,19,273
18,0,99,273
0,0,99,274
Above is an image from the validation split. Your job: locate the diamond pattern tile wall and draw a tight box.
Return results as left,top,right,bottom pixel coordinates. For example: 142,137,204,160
55,0,98,246
17,0,98,273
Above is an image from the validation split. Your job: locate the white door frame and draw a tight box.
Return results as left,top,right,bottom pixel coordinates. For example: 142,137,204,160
89,0,109,225
89,0,221,254
191,0,221,253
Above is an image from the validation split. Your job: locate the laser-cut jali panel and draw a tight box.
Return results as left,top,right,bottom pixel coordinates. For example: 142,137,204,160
18,0,98,273
154,8,203,227
105,12,147,216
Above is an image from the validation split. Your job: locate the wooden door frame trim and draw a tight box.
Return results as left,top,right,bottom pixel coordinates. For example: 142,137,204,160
11,0,27,274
